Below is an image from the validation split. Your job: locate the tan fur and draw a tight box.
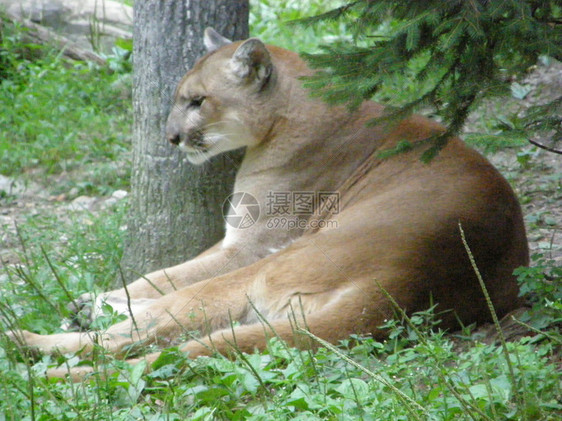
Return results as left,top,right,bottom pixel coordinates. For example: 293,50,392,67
16,29,529,381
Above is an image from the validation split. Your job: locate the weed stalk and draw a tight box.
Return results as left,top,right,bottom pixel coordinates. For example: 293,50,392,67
458,223,524,413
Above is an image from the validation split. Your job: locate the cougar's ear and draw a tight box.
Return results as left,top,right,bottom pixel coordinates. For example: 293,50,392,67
204,27,232,52
229,38,272,86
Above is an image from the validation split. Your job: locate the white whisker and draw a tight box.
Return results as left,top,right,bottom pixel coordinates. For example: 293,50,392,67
176,110,256,164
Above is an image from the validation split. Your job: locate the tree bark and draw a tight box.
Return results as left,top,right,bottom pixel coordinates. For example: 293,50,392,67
120,0,248,283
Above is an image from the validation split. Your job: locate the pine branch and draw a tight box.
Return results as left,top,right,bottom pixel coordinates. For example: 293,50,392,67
300,0,562,151
290,1,360,27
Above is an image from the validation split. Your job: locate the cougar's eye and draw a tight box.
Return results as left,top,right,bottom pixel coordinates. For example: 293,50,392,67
189,96,205,108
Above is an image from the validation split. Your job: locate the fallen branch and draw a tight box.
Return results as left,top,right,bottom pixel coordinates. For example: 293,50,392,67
1,10,106,66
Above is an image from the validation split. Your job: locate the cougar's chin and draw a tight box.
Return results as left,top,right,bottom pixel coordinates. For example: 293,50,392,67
178,142,212,165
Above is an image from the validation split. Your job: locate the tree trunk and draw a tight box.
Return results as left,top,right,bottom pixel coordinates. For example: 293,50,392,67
120,0,248,284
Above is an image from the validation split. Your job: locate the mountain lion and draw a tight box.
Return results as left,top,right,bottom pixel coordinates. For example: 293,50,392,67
15,28,529,380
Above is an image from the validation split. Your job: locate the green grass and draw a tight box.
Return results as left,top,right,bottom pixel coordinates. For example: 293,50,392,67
0,21,132,191
0,202,127,330
1,302,560,419
0,1,561,420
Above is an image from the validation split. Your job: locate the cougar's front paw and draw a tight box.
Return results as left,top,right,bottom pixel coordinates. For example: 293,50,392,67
65,292,157,331
65,293,96,331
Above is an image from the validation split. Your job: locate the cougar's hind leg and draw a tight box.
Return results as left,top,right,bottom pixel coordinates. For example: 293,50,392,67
175,283,394,359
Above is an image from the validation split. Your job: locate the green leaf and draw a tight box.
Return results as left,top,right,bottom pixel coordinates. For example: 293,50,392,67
335,378,369,398
151,347,185,370
128,359,147,385
114,38,133,53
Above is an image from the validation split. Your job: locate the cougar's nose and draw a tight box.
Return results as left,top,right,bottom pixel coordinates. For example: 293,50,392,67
167,131,180,145
166,118,181,145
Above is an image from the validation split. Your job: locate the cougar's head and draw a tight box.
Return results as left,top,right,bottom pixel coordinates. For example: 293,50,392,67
166,28,275,165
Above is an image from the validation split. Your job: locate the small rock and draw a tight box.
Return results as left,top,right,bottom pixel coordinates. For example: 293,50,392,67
112,190,128,200
0,175,26,195
0,215,13,225
68,195,96,211
100,190,128,209
102,198,118,208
